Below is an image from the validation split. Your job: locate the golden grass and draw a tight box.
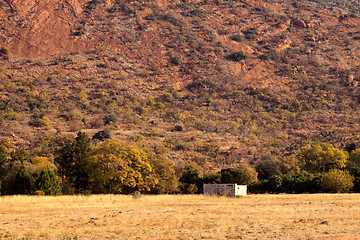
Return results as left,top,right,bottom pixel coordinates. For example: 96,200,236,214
0,194,360,239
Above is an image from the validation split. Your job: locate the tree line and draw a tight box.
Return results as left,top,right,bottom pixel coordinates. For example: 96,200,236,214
0,133,360,195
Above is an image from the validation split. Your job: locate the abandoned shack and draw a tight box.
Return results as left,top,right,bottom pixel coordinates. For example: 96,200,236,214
203,183,247,197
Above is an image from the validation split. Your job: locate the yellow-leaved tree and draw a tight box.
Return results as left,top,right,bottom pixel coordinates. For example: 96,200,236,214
299,142,348,173
88,139,158,194
321,169,354,193
31,156,56,172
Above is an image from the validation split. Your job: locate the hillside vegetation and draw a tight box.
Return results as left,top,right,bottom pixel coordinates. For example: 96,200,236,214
0,0,360,187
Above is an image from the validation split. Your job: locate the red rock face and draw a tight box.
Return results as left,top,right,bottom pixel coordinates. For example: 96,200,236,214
1,0,90,58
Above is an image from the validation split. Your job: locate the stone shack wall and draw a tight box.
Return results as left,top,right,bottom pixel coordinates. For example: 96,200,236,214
203,184,247,197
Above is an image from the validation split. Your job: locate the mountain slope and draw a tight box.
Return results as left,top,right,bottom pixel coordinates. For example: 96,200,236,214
0,0,360,171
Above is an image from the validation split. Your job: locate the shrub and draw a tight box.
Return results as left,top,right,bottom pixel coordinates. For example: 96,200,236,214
34,190,45,196
321,169,354,193
345,142,360,153
190,8,203,17
230,34,243,42
248,174,322,194
170,56,181,65
132,191,142,199
227,51,247,62
73,26,85,36
103,114,117,125
173,125,183,132
243,27,258,40
84,0,99,15
29,116,50,127
0,47,9,57
92,129,111,141
10,148,31,163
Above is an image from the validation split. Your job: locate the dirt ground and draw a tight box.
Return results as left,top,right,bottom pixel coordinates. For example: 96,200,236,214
0,194,359,239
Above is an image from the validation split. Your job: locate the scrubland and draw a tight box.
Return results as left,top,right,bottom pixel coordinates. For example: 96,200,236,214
0,194,359,239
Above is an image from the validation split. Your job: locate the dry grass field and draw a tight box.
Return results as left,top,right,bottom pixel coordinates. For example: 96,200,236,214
0,194,359,239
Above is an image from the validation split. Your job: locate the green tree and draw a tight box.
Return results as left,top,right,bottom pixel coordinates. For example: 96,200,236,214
202,172,221,184
220,166,258,184
349,149,360,167
256,158,282,179
13,166,35,195
299,143,348,173
148,153,178,194
0,145,9,165
88,139,158,194
248,174,322,194
321,169,354,193
0,144,9,181
349,167,360,193
35,168,61,196
55,131,91,192
179,165,201,194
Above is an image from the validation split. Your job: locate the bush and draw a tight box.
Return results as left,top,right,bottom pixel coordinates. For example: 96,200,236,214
243,27,258,40
10,148,31,163
248,174,322,194
173,125,183,132
34,190,45,196
84,0,99,15
0,47,9,57
171,56,181,65
321,169,354,193
227,51,247,62
230,34,243,42
92,129,111,141
103,114,117,125
132,191,142,199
